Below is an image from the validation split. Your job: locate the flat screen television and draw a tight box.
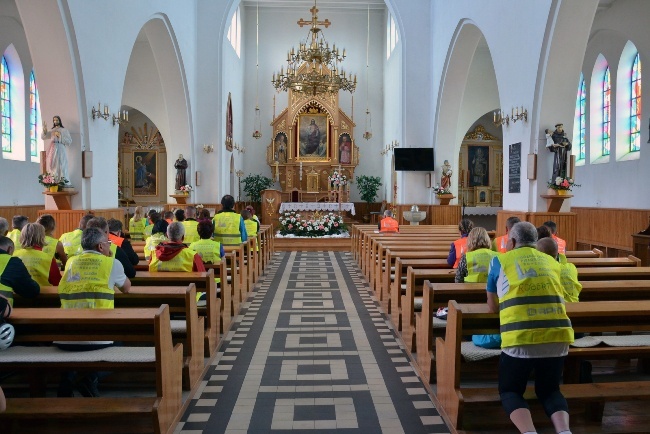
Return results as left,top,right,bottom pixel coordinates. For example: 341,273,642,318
394,148,435,171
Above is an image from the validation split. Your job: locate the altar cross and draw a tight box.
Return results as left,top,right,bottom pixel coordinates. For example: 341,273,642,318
297,4,331,29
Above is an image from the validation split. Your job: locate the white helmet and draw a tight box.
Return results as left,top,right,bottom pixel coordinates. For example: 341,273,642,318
0,322,15,350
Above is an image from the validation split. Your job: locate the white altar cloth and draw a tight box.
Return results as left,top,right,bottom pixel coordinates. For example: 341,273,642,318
279,202,356,216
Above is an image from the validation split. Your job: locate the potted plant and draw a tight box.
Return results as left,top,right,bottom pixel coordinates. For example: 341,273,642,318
38,173,67,192
242,174,274,204
355,175,382,222
547,176,579,195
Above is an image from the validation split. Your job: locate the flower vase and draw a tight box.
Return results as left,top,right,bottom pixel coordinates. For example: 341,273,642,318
183,191,189,196
557,190,567,196
48,185,59,193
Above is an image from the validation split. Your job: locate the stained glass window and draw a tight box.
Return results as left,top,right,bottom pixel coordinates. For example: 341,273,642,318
602,67,611,156
575,78,586,160
30,71,39,158
1,56,10,153
630,53,641,152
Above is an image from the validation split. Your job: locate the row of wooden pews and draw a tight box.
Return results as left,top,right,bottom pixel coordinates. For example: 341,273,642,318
0,225,275,433
353,223,650,431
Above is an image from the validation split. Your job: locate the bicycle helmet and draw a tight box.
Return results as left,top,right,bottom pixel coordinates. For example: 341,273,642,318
0,322,15,350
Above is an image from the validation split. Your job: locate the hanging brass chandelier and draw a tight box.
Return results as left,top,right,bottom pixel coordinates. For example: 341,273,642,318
271,1,356,96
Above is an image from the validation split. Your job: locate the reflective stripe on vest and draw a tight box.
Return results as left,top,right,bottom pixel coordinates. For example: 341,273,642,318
149,247,196,272
380,217,399,233
129,218,146,239
497,247,573,348
13,248,53,287
560,262,582,302
464,248,497,283
495,235,508,253
553,235,567,254
59,253,115,309
182,220,200,244
0,255,14,306
452,238,468,268
59,229,83,257
43,235,59,258
213,213,242,246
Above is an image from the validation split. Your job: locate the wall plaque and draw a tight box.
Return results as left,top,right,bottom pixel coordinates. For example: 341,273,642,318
509,142,521,193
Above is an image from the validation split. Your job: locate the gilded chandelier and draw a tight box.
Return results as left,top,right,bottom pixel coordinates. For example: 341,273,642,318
272,2,356,96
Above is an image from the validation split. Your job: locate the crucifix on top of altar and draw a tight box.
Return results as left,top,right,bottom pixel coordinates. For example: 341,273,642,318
267,1,359,204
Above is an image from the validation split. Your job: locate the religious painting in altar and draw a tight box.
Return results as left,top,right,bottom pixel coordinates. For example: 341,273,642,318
133,150,158,196
338,133,353,165
298,114,328,160
225,92,233,151
468,145,489,187
273,132,288,164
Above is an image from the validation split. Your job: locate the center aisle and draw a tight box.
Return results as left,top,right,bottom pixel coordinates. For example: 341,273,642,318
175,251,450,433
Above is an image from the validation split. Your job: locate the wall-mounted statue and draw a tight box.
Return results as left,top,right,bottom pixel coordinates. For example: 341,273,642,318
41,115,72,185
547,123,571,180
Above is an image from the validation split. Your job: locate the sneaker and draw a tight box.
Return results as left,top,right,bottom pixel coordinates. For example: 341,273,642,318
77,376,100,397
435,307,448,320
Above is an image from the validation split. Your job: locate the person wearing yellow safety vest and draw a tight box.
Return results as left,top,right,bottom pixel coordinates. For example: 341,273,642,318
107,218,139,266
0,236,40,310
144,220,169,261
86,217,136,278
149,222,206,273
213,195,248,246
13,223,61,287
492,216,521,253
189,221,224,302
241,209,259,251
378,209,399,232
7,215,29,250
37,214,68,268
486,222,573,434
142,210,158,241
181,206,200,244
537,237,582,303
57,227,131,397
447,218,474,268
245,205,260,225
59,213,95,258
129,206,148,241
544,220,567,255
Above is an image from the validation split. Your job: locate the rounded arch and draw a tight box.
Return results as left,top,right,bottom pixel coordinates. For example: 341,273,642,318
615,40,641,161
123,14,193,198
1,43,25,161
589,53,610,164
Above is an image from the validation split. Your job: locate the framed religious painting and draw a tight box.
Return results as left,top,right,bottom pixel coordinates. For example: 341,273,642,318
273,132,288,164
338,133,353,164
133,150,158,196
297,114,328,161
225,92,233,151
468,145,489,187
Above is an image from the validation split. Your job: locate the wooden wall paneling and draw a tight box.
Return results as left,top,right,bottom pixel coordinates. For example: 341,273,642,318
0,205,43,226
36,209,125,238
396,205,428,226
526,212,577,250
573,207,650,251
430,205,462,226
495,210,528,237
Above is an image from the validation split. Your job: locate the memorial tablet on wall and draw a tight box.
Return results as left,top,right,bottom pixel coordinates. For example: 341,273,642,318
509,142,521,193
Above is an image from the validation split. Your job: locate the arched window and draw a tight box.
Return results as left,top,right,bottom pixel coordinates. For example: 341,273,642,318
1,56,10,153
630,53,641,152
602,67,611,156
574,77,586,160
227,7,241,58
30,70,39,158
386,14,399,59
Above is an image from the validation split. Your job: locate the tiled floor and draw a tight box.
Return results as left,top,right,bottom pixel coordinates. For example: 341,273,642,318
175,251,450,433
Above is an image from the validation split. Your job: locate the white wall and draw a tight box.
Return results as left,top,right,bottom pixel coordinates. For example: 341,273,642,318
573,0,650,209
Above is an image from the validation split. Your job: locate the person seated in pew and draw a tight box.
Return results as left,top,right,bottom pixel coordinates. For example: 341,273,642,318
144,220,168,262
245,205,260,224
538,225,568,264
59,213,95,257
129,206,148,241
455,227,500,348
492,216,521,253
447,218,474,268
242,209,259,239
537,237,582,303
57,227,131,397
0,293,12,412
486,222,574,434
182,206,200,244
7,215,29,250
107,218,139,266
0,217,9,237
149,222,205,273
142,210,160,241
213,194,247,246
37,214,68,267
163,210,174,225
13,223,61,287
0,236,40,308
378,209,399,232
189,221,223,302
198,208,211,222
86,217,136,278
544,220,567,255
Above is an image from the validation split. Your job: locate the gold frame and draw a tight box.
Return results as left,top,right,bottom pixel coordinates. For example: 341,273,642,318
338,132,353,165
297,113,329,161
273,131,289,164
133,150,158,197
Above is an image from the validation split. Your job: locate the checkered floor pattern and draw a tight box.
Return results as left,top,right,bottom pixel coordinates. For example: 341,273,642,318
175,251,450,433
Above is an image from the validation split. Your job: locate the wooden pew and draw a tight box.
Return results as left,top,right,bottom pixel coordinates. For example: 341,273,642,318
435,300,650,430
0,306,183,434
566,248,603,258
14,285,204,391
131,270,221,356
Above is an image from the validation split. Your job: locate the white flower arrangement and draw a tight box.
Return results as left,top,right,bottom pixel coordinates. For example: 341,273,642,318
327,171,347,188
179,185,194,192
277,211,347,238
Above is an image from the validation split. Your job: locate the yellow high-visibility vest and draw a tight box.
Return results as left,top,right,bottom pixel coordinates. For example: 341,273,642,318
182,220,200,244
560,262,582,302
59,229,83,257
129,217,146,240
59,253,115,309
213,212,242,246
464,248,497,283
0,255,14,306
13,248,53,287
149,247,196,272
144,233,167,260
43,235,59,258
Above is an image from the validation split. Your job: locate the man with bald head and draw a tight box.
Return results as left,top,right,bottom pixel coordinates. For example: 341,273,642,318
537,237,581,303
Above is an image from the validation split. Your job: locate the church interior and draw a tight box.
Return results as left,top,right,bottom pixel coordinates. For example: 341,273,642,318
1,0,650,432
